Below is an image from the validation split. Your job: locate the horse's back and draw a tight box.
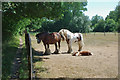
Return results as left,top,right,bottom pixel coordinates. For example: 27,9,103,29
45,32,61,44
51,32,61,41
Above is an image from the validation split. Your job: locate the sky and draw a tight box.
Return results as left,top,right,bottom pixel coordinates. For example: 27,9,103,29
84,0,119,19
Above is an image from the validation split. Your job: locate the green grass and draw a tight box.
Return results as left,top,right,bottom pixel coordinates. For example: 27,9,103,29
2,36,20,79
18,35,29,79
2,34,30,79
18,46,29,78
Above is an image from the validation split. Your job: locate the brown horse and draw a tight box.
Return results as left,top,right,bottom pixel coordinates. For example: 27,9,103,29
36,32,61,54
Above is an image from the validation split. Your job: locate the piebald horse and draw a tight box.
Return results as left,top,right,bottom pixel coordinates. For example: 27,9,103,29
59,29,84,53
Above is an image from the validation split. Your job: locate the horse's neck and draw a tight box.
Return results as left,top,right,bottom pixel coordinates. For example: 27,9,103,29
41,33,48,40
65,30,73,35
67,30,74,36
63,30,74,39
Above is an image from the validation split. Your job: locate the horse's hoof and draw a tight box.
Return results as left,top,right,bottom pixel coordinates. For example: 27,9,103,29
44,53,50,55
44,52,51,55
53,52,57,54
67,51,72,53
53,51,58,54
53,49,59,54
67,51,70,53
44,48,51,55
78,50,81,51
67,49,72,53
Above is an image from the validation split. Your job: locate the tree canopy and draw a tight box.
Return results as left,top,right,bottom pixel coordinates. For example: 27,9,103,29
2,2,88,42
2,2,64,41
2,2,120,42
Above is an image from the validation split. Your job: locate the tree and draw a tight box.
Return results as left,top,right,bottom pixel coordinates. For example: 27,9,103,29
69,14,91,33
115,3,120,32
62,2,87,17
91,15,104,27
105,19,117,32
91,15,104,32
39,2,89,33
93,19,105,32
105,11,117,21
105,2,120,32
2,2,65,41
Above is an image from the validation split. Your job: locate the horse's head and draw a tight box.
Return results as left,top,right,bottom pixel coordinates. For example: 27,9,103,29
36,33,41,44
36,32,48,44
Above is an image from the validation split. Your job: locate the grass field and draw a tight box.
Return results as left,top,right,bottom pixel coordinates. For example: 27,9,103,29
31,32,118,78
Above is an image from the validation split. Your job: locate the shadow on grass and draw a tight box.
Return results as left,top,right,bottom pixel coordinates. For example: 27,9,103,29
32,48,44,56
2,46,18,79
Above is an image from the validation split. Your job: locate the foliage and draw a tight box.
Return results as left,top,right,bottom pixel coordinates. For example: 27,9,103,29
91,15,104,31
36,2,90,33
91,3,120,32
2,2,120,43
69,14,91,33
2,2,64,42
105,19,117,32
106,4,120,22
116,4,120,32
93,19,105,32
2,2,89,42
105,4,120,32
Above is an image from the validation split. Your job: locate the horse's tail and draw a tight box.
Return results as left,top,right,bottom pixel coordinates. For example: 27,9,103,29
59,29,66,41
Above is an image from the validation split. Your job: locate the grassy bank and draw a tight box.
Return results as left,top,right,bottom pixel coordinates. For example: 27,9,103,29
2,34,29,79
2,36,20,79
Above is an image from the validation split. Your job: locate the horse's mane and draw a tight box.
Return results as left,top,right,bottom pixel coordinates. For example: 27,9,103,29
59,29,72,41
59,29,71,33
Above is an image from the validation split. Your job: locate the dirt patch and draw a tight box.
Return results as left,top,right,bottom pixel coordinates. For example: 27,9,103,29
31,33,118,78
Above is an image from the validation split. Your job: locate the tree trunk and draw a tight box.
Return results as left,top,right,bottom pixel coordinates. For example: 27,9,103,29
104,31,106,36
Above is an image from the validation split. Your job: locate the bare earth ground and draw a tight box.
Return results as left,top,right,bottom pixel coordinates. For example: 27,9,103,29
31,33,118,78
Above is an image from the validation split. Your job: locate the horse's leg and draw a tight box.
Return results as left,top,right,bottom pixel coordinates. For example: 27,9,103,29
44,43,51,55
58,40,60,52
43,43,46,49
78,41,84,51
54,43,58,54
67,39,72,53
47,44,49,48
44,43,47,54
